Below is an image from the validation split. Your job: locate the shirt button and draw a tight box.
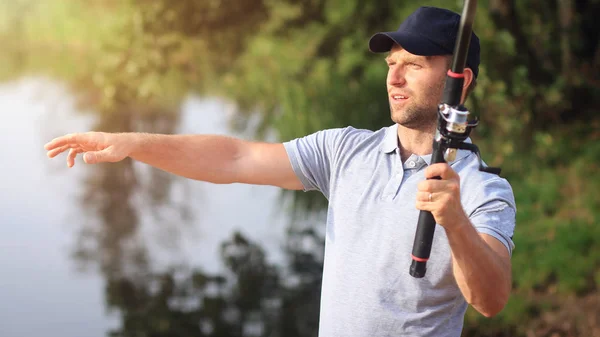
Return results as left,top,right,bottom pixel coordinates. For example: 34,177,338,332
408,161,416,168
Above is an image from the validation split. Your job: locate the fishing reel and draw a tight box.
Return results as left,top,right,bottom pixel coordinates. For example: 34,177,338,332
434,103,501,175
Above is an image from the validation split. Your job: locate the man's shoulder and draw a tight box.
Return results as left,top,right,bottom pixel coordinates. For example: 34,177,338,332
283,125,391,162
327,125,388,137
455,153,511,184
455,152,516,207
331,125,392,150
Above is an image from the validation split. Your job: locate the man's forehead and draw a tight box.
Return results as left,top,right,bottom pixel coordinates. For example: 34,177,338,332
385,43,448,61
385,47,434,61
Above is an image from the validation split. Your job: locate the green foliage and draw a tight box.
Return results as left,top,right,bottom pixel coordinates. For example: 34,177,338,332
509,126,600,295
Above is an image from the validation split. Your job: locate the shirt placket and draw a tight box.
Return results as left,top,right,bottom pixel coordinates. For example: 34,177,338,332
387,153,428,201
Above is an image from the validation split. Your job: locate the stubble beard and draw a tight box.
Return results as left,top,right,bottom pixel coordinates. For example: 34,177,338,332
390,80,444,131
390,104,438,130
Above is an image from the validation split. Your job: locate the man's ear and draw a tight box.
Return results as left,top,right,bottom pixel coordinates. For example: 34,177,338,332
461,67,474,104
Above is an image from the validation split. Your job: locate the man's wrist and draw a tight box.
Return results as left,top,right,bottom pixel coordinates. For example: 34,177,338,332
125,132,146,158
445,212,471,236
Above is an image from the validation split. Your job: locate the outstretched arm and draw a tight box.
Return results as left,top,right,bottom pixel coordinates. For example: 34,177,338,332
45,132,303,190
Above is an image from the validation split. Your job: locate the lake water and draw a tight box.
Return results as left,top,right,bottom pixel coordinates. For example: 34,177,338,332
0,77,299,337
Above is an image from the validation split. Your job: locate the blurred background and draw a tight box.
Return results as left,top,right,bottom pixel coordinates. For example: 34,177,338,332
0,0,598,336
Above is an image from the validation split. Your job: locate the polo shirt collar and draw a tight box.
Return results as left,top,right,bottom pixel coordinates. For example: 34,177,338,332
380,124,400,154
380,123,473,165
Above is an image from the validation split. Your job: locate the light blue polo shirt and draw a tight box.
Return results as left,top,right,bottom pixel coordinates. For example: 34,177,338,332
283,124,516,337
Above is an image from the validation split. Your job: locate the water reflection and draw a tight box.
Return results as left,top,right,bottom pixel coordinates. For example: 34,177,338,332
0,78,117,337
0,78,326,337
72,93,185,281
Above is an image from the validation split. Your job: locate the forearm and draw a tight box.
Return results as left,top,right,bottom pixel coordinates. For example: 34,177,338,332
127,133,245,184
447,217,511,317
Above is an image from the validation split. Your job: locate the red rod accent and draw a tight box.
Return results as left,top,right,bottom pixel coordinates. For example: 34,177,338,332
447,70,465,78
411,254,429,262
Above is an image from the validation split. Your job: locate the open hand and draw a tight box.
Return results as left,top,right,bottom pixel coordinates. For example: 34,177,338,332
44,132,133,167
415,163,469,232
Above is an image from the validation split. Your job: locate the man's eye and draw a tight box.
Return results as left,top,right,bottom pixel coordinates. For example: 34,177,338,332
387,62,395,67
408,62,422,69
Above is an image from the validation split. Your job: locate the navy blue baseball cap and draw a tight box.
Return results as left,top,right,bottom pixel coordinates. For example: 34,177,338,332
368,6,480,78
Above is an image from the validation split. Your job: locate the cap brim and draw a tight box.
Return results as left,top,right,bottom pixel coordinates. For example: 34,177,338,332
368,31,452,56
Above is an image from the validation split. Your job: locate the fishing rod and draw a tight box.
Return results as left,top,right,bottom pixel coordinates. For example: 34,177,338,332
409,0,501,278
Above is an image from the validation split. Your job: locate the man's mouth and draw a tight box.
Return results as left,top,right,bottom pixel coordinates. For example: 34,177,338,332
391,95,409,102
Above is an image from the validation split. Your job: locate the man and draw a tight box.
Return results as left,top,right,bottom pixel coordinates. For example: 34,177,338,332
45,6,516,337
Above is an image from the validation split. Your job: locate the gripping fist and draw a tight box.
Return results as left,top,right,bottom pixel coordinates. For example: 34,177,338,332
415,163,469,232
44,132,134,167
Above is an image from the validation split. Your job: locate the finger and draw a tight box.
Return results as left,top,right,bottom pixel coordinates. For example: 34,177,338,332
44,133,84,151
424,163,458,180
46,144,73,158
415,197,435,212
417,179,454,193
67,148,83,168
416,191,435,203
84,147,114,164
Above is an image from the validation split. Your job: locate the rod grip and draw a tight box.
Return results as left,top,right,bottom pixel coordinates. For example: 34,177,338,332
409,139,446,278
409,210,437,278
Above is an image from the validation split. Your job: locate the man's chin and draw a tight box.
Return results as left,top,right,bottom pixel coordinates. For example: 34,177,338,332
391,110,417,127
392,115,436,131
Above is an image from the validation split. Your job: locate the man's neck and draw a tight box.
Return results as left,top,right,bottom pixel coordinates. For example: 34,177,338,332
397,123,436,162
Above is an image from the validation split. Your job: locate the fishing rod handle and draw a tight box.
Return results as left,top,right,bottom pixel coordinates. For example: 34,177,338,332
409,140,446,278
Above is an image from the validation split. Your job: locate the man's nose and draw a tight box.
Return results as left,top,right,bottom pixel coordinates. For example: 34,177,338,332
387,66,406,87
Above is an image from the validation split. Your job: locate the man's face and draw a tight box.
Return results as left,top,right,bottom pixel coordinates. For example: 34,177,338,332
385,44,448,130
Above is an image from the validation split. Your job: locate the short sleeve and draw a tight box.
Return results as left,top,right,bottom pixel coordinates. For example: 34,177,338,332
465,178,517,256
283,128,346,198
